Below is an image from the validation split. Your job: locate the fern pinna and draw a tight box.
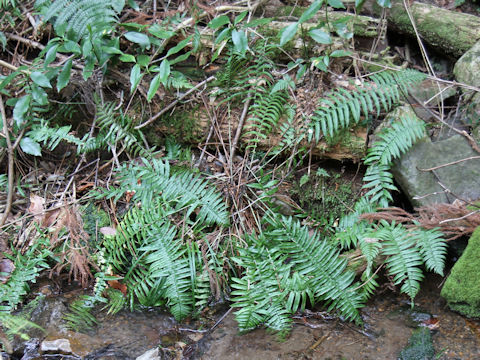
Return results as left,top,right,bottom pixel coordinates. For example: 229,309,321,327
231,215,363,336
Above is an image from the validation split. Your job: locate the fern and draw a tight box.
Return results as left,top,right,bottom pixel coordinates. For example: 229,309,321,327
85,100,149,157
244,87,288,150
27,122,85,151
362,116,426,207
36,0,123,41
231,215,363,336
0,236,51,312
63,296,98,332
99,158,229,226
308,69,426,142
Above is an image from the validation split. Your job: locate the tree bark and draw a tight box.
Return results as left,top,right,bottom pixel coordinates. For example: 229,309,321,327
385,0,480,57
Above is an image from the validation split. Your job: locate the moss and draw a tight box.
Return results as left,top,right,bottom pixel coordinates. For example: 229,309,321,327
441,226,480,318
398,327,435,360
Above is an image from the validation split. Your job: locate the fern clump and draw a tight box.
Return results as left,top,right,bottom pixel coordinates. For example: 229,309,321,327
231,215,364,336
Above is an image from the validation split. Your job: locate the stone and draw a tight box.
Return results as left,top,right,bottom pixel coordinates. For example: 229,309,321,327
441,226,480,318
453,40,480,117
392,135,480,207
40,338,72,354
135,348,160,360
454,40,480,86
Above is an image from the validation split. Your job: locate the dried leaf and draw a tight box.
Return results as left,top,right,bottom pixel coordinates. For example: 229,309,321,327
28,194,45,224
100,227,116,236
0,258,15,283
108,279,127,295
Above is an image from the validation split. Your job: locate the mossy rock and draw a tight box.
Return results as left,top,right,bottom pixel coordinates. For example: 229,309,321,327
398,327,435,360
441,226,480,318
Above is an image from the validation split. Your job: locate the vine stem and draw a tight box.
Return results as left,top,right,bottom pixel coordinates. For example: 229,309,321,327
0,95,14,227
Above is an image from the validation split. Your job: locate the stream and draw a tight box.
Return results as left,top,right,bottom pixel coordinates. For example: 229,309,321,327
5,274,480,360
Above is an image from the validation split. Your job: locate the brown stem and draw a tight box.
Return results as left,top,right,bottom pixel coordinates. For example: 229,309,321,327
0,95,14,227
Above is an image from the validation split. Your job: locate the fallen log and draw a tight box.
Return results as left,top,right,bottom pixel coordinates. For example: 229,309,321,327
384,0,480,57
153,105,367,162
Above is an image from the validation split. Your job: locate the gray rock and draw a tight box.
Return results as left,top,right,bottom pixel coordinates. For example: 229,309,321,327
135,348,160,360
454,40,480,117
392,135,480,207
40,338,72,354
454,40,480,86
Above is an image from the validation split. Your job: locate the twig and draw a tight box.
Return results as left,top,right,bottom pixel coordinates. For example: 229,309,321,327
418,156,480,172
0,95,14,227
135,76,215,130
438,209,480,225
230,94,252,160
0,59,19,72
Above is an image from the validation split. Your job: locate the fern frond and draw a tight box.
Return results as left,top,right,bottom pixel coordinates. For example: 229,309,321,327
64,296,98,332
412,227,447,276
28,122,85,151
101,158,229,226
244,87,288,150
376,221,424,300
361,163,396,207
308,69,426,142
364,116,426,166
37,0,122,41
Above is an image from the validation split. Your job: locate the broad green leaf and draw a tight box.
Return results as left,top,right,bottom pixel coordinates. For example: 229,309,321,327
148,24,175,39
355,0,367,9
208,15,230,29
309,29,332,44
376,0,391,7
44,44,58,66
124,32,151,48
328,0,345,9
82,40,92,56
31,85,48,106
299,0,323,23
192,26,201,52
244,18,273,27
127,0,139,10
166,36,192,57
232,29,248,55
0,71,19,95
119,54,136,62
31,71,52,89
159,59,170,84
280,23,298,46
169,51,191,65
61,40,81,54
234,11,248,25
112,0,125,12
130,64,143,93
0,31,6,51
330,49,352,57
147,73,162,102
102,46,123,55
214,27,231,44
137,55,150,67
83,54,95,80
334,22,353,39
57,58,72,92
20,137,41,156
13,95,31,127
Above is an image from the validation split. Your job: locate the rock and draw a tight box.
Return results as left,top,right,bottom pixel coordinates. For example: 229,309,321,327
398,327,435,360
392,135,480,207
441,226,480,318
454,41,480,86
453,40,480,117
40,338,72,354
135,348,160,360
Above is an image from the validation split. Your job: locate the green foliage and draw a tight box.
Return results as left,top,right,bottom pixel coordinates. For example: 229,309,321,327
35,0,124,41
308,70,426,142
231,215,363,336
27,121,86,151
99,158,229,226
0,236,51,313
63,296,98,332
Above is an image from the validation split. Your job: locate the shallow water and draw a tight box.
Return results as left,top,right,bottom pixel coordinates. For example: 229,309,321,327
8,274,480,359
